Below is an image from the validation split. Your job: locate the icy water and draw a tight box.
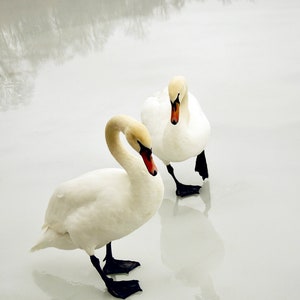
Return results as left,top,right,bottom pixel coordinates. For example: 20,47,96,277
1,0,300,299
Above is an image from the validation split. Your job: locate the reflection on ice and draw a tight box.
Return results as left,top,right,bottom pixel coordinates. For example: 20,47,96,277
0,0,192,110
32,271,110,300
159,198,224,299
200,180,212,216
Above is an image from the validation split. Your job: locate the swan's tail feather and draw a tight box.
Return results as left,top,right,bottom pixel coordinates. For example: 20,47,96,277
31,228,75,252
31,241,46,252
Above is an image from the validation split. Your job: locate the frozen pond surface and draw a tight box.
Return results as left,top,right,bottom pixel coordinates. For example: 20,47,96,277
1,0,300,299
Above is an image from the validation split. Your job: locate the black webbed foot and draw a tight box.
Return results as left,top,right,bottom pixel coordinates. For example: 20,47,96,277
106,278,142,299
176,182,201,197
90,253,142,299
104,258,140,275
167,164,201,197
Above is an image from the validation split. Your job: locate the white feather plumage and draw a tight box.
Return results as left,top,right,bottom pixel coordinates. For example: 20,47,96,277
32,115,164,256
141,77,210,165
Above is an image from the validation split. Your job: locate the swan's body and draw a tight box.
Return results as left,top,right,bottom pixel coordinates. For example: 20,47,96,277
141,76,210,197
32,115,164,298
142,88,210,164
33,168,161,254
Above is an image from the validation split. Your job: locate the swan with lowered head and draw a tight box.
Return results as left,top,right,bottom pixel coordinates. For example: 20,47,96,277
141,76,210,197
31,115,164,299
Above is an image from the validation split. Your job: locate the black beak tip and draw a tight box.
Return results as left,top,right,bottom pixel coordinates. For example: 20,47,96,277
152,170,157,176
171,120,178,125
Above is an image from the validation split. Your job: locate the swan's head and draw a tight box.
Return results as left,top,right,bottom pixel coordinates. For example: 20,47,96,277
125,122,158,176
168,76,187,125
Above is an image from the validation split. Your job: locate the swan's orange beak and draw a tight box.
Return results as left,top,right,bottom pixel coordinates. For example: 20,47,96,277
140,148,158,176
170,100,180,125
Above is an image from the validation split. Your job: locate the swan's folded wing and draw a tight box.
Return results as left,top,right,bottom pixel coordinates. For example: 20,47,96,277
43,169,128,233
141,90,169,139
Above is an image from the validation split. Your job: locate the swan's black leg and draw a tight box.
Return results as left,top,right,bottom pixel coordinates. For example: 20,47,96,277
166,164,201,197
103,242,140,275
195,151,209,180
90,254,142,299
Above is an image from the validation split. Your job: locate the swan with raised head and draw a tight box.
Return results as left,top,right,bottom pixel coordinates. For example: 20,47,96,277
141,76,210,197
31,115,164,299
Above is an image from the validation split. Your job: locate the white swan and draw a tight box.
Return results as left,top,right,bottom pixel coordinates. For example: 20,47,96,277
141,76,210,197
31,115,164,299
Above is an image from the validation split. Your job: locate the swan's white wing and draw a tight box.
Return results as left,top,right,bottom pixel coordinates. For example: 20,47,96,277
187,92,211,150
141,89,169,136
44,169,129,233
141,88,171,162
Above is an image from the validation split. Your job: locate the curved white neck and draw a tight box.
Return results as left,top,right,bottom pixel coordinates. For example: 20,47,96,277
105,116,141,176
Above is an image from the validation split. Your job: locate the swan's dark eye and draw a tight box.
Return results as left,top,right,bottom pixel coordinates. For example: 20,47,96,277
171,98,180,112
137,141,152,161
